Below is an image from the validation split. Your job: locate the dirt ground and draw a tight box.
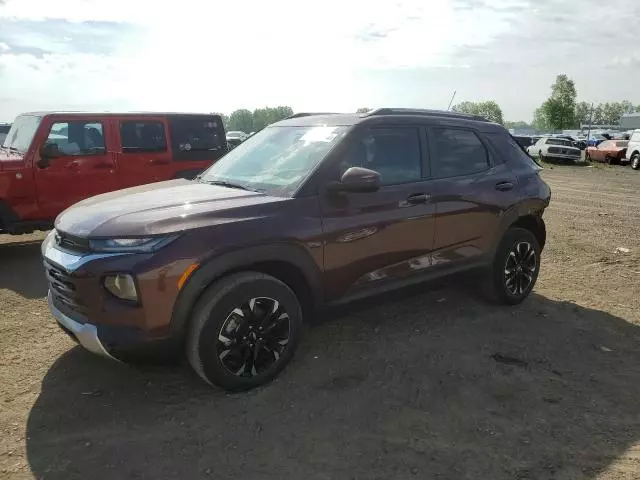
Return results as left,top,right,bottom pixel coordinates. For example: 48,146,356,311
1,163,640,480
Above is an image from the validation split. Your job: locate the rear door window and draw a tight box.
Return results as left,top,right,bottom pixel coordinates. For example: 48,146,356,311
44,121,105,156
168,115,227,161
430,128,489,178
120,121,167,152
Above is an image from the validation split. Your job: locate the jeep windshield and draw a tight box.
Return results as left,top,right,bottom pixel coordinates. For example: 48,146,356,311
1,115,42,154
199,125,349,195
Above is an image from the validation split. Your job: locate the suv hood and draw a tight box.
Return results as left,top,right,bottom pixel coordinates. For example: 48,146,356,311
55,179,287,238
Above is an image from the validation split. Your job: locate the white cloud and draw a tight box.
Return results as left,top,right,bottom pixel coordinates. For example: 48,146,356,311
0,42,9,52
0,0,639,122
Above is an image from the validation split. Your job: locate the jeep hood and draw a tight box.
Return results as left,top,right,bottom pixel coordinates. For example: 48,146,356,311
55,179,287,237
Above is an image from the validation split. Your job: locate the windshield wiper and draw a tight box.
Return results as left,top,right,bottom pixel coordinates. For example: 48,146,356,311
199,179,254,191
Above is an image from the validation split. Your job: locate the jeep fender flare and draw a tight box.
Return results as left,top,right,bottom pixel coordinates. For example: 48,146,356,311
169,242,323,337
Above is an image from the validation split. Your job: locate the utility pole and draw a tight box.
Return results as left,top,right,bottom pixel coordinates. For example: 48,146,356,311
447,90,457,111
586,103,594,142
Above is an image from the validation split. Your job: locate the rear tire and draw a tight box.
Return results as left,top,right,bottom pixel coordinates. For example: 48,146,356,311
187,272,303,392
483,228,541,305
632,153,640,170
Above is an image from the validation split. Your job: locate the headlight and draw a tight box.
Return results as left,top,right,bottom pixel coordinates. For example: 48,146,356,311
104,274,138,302
89,235,178,253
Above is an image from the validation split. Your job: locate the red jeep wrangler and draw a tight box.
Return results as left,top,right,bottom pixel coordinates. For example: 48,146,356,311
0,112,227,234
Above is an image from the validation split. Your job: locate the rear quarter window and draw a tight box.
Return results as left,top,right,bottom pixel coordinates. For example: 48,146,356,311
168,115,228,162
486,132,541,168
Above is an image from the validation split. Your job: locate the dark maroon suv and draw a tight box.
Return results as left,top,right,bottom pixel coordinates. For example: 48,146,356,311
42,109,550,391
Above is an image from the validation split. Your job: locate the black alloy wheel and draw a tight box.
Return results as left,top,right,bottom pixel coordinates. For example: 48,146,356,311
217,297,290,377
187,272,303,391
504,241,537,297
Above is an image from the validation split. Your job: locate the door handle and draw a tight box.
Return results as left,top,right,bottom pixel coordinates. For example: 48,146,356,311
93,162,114,169
495,181,514,191
64,161,80,170
149,159,169,165
406,193,429,204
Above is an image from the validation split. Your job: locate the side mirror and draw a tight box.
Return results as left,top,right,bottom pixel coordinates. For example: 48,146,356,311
327,167,381,193
39,143,59,159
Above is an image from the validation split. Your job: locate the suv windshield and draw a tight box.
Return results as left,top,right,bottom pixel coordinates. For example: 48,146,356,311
1,115,42,154
200,125,349,195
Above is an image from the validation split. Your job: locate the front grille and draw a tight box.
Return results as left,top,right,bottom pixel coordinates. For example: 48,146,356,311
44,261,83,313
55,231,91,253
548,147,560,154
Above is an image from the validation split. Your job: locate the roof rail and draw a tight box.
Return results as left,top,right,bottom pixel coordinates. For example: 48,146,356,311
285,112,340,119
364,108,489,122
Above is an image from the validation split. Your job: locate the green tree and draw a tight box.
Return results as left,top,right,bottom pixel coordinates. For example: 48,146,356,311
574,102,591,127
600,101,634,125
451,100,504,124
252,106,294,131
532,106,550,131
227,109,254,133
538,74,577,130
356,107,371,113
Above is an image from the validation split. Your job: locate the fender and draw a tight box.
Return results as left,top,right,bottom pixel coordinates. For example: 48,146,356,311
169,242,323,336
488,199,547,257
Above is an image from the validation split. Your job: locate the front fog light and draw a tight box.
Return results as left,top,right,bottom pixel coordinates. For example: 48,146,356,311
104,274,138,302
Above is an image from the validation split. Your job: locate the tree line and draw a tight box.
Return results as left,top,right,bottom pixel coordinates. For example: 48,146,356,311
217,106,294,133
220,78,639,134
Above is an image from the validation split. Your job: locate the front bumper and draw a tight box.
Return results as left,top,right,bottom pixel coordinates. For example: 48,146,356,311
48,291,117,360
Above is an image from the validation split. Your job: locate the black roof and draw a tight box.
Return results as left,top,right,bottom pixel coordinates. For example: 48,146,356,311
274,108,503,132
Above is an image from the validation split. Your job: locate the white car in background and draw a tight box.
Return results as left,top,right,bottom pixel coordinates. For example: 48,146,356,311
626,129,640,169
527,137,582,163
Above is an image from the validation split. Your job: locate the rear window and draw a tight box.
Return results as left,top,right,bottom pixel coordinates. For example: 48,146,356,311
168,115,227,161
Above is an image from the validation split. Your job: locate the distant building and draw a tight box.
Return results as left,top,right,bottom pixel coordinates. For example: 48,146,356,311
620,113,640,130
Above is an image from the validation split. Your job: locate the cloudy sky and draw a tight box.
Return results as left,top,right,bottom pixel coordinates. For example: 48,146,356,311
0,0,638,123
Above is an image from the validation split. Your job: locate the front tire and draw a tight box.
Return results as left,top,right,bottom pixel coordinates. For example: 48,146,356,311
187,272,303,392
483,227,541,305
632,153,640,170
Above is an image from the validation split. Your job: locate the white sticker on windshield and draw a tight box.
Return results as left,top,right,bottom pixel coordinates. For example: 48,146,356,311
300,126,340,143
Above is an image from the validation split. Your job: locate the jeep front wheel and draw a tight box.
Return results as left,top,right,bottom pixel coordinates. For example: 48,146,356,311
187,272,303,391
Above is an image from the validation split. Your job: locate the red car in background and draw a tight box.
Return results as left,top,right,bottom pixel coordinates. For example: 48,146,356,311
585,140,629,164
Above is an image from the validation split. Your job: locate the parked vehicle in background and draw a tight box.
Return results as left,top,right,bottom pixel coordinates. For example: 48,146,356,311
226,137,243,150
226,131,248,141
555,135,586,150
586,134,608,147
226,130,248,150
513,135,536,149
42,108,550,391
527,137,581,163
585,140,629,164
0,123,10,144
626,129,640,170
0,112,227,234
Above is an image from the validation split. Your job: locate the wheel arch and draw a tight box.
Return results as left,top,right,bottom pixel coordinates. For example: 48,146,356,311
169,243,323,338
491,201,547,257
